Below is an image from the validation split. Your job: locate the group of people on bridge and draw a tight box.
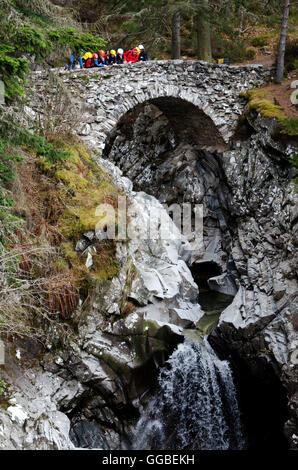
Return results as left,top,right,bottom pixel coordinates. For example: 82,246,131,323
66,45,148,70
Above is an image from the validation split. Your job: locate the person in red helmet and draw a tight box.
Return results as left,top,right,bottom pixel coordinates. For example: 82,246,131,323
124,48,140,63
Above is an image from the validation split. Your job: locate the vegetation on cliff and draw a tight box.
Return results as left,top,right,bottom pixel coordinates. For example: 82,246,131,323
0,120,121,344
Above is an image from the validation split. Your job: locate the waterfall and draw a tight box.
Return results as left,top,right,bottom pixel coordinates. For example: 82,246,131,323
133,339,245,450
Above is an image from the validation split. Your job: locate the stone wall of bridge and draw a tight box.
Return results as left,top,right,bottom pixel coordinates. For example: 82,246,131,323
28,60,272,151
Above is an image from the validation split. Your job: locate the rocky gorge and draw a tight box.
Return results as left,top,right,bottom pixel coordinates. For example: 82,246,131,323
0,61,297,451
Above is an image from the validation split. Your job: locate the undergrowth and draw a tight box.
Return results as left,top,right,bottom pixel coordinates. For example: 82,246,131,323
0,121,122,346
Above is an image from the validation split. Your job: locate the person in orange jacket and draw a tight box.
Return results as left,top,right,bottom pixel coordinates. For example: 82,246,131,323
124,48,140,63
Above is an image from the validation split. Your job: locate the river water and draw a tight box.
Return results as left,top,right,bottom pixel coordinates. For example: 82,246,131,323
133,339,245,450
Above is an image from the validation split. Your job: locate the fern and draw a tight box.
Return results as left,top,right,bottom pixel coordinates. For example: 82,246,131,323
0,44,29,99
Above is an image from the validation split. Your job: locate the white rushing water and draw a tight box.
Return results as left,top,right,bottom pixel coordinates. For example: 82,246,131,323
133,339,245,450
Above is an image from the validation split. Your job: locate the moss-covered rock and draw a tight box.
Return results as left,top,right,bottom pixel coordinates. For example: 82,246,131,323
48,144,120,238
241,89,285,119
123,314,182,364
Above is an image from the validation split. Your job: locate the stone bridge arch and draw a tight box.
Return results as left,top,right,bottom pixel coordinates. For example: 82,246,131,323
28,60,272,152
97,84,227,152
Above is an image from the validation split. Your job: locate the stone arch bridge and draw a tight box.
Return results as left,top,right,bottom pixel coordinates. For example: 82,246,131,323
29,60,271,152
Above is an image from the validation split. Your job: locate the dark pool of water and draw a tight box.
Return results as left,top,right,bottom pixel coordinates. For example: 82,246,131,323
196,288,234,335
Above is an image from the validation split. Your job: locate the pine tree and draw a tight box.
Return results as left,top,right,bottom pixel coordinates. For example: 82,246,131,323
196,0,212,62
172,6,181,59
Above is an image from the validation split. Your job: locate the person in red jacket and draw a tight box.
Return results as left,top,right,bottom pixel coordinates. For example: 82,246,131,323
124,48,140,63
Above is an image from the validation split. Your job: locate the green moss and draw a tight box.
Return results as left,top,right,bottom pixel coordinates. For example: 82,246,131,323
0,124,70,165
242,88,298,184
65,149,82,166
129,317,180,363
80,75,89,83
242,89,298,140
55,169,89,192
288,153,298,167
52,144,123,285
249,100,285,119
241,89,285,119
284,38,298,75
90,242,121,281
52,143,121,241
61,241,78,263
196,313,221,335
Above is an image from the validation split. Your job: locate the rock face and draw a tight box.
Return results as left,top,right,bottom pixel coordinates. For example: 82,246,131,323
103,101,298,448
0,353,75,450
1,61,297,450
0,190,202,449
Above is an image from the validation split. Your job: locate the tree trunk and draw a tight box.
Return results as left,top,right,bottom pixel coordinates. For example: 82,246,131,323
197,0,212,62
172,9,181,59
276,0,291,82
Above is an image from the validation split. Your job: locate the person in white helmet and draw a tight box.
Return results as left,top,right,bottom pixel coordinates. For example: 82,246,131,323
116,48,125,64
137,44,148,62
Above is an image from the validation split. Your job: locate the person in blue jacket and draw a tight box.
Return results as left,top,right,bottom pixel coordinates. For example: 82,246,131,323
92,53,104,68
65,52,78,70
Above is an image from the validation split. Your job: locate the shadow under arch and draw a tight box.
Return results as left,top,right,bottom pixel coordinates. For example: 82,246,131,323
147,96,226,150
102,89,228,153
